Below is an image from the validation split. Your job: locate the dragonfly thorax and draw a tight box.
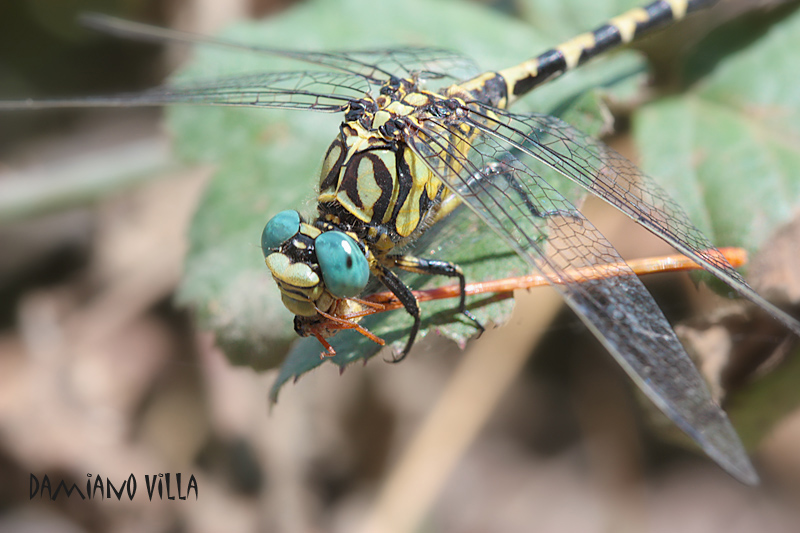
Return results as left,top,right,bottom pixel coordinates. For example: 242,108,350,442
316,96,448,247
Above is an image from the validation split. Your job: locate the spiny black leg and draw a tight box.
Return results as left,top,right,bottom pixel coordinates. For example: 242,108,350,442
376,266,420,363
391,256,485,334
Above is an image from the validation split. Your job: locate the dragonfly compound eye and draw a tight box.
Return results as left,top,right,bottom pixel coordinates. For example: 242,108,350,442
315,231,369,298
261,210,302,257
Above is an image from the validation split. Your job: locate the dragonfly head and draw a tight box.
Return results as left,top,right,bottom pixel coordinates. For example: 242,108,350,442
261,210,370,318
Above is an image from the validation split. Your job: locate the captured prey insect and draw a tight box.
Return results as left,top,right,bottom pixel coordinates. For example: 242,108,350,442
3,0,799,485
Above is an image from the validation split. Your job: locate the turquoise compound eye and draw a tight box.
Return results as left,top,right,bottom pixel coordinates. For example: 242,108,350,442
315,231,369,298
262,210,301,257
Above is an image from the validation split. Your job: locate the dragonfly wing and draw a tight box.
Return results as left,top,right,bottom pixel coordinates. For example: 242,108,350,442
82,14,480,83
338,48,481,83
406,120,758,485
0,71,370,112
465,104,800,337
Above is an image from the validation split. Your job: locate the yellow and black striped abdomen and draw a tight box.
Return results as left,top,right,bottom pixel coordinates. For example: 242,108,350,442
317,134,445,240
485,0,719,106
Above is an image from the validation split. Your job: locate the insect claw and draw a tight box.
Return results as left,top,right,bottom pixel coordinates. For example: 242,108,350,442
314,332,337,359
462,309,485,333
384,350,409,364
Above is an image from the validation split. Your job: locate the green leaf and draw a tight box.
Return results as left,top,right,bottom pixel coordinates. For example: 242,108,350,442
172,0,648,384
633,7,800,257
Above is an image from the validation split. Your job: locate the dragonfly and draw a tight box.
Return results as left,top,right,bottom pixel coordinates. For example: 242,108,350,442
3,0,798,485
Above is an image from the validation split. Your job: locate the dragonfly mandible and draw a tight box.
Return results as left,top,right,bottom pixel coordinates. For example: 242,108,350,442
2,0,798,485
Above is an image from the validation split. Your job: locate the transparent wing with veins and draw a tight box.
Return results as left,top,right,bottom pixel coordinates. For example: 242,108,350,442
80,14,482,83
1,14,482,112
0,71,373,112
462,104,800,338
405,113,758,485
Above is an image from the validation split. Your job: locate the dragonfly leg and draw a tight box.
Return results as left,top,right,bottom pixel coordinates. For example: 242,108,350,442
390,255,485,335
495,161,582,220
374,265,421,363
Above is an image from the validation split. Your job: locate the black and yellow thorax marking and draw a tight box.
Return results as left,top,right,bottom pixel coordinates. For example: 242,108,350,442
317,84,453,243
312,0,706,256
